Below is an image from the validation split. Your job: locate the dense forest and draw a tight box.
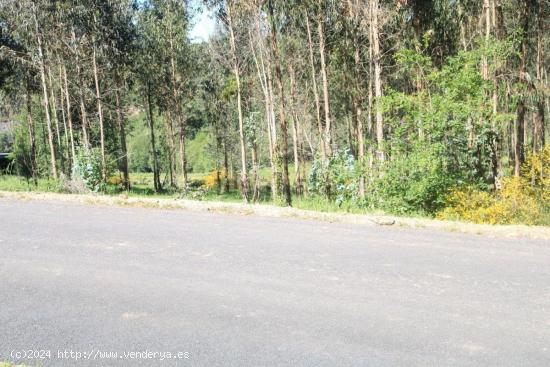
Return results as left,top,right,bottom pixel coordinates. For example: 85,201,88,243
0,0,548,224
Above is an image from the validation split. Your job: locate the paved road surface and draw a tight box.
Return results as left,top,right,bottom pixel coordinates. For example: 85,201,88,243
0,198,549,366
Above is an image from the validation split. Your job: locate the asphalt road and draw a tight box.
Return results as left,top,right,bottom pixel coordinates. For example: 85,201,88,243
0,198,549,366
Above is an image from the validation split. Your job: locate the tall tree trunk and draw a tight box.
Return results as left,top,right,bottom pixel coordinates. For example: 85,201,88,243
47,66,64,174
371,0,385,162
72,28,89,150
169,37,185,188
514,0,529,176
289,64,303,196
25,77,37,185
62,65,76,165
57,64,71,173
482,0,499,184
164,111,177,188
115,77,130,190
349,0,365,198
92,40,107,182
250,21,278,199
179,122,188,189
533,0,545,152
367,12,374,168
317,12,332,158
305,12,325,162
268,0,292,206
223,123,230,193
227,1,250,202
33,3,57,179
146,85,161,192
251,135,260,202
266,65,279,198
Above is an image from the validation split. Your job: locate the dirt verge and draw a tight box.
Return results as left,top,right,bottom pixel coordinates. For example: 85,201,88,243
1,190,549,240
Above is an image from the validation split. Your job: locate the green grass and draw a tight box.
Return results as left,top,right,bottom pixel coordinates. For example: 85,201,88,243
0,171,411,219
0,171,414,219
0,175,65,193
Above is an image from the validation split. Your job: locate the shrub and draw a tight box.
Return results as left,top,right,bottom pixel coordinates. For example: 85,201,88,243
438,146,550,225
365,144,457,215
308,149,359,206
203,169,224,190
71,148,106,192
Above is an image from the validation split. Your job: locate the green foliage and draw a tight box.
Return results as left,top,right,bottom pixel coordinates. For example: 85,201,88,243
72,148,106,192
308,149,359,206
383,43,513,185
186,129,215,173
438,146,550,225
9,119,33,178
365,144,456,215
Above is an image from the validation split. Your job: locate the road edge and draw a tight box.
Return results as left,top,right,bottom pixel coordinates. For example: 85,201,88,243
1,190,549,240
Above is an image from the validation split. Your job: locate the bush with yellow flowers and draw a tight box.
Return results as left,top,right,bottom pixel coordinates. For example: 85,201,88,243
438,146,549,225
203,169,226,190
107,175,122,186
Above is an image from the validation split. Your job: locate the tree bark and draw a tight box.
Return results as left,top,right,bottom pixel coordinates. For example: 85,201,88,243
289,63,303,196
92,40,107,182
371,0,385,163
533,0,545,152
33,3,57,179
47,65,64,174
349,0,365,198
268,0,292,206
227,1,250,202
71,28,89,151
25,77,37,185
514,0,529,176
249,20,278,199
305,12,325,161
146,84,161,192
317,12,332,158
62,65,76,165
115,77,130,190
179,121,188,189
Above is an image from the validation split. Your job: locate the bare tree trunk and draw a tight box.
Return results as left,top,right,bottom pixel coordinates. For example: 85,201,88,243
534,0,545,152
62,65,76,165
57,64,71,173
349,0,365,198
250,20,278,199
227,1,250,202
47,66,64,174
33,3,57,179
289,64,303,196
71,28,89,150
164,111,176,188
266,65,279,198
115,77,130,190
179,121,188,189
367,12,374,168
305,12,325,162
168,37,185,188
92,40,107,182
223,125,230,193
26,77,37,185
514,0,529,176
317,13,332,158
371,0,385,163
251,136,260,202
268,0,292,206
146,85,161,192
